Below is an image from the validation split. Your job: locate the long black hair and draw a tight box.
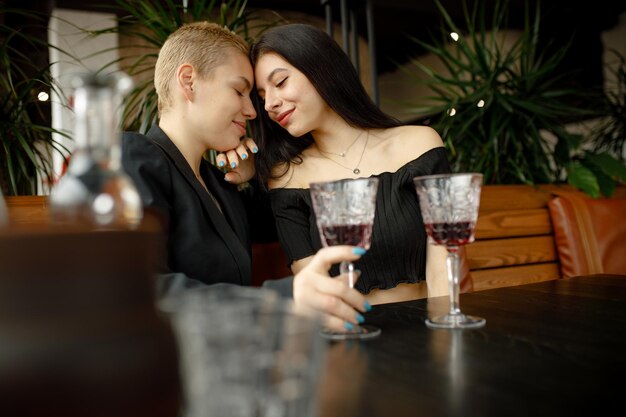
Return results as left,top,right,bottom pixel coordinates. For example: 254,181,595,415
249,23,400,186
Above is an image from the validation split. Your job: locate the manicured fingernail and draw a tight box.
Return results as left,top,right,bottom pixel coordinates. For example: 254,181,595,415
230,162,237,168
241,153,247,160
352,247,367,255
252,147,258,153
344,321,355,331
356,313,365,324
364,301,372,312
218,161,225,167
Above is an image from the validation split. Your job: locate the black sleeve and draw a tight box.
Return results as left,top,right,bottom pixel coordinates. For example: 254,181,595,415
240,179,279,243
270,189,317,265
122,132,173,217
422,146,452,175
121,132,173,272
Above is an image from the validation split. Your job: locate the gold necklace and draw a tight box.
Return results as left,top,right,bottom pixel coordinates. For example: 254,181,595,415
317,129,364,158
318,131,369,175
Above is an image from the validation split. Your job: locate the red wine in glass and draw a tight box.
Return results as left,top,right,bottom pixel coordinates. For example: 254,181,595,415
414,173,485,330
310,177,381,340
424,221,475,247
320,223,373,248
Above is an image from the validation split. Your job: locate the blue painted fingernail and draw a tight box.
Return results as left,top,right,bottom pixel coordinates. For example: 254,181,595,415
344,321,355,331
231,162,237,168
364,301,372,312
252,147,258,153
356,313,365,324
241,153,247,160
218,161,225,167
352,247,367,255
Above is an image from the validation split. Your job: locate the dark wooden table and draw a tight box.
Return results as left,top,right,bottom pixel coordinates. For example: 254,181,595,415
317,274,626,417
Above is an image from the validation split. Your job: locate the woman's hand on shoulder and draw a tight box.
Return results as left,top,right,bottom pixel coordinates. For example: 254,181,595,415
216,137,258,184
292,246,371,332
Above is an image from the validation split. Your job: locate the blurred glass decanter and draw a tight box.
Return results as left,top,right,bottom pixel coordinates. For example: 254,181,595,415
49,72,142,229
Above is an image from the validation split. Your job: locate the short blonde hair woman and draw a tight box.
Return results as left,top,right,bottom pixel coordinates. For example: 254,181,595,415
122,22,372,331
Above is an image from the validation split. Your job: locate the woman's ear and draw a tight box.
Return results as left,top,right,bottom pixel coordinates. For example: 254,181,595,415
177,64,195,101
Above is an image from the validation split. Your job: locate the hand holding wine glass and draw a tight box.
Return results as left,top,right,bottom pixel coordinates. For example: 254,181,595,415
309,177,381,340
413,173,485,329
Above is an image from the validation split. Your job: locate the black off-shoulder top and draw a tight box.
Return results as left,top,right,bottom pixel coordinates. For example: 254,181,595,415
269,147,451,294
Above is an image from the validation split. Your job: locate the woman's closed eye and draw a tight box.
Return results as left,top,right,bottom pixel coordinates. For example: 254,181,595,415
276,77,288,88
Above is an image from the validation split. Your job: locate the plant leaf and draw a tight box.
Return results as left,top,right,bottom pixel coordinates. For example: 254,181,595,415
585,152,626,182
567,162,600,198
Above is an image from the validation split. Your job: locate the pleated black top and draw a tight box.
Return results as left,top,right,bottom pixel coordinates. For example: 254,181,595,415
269,147,451,294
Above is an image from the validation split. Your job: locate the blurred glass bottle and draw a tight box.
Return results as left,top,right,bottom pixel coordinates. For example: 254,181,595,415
49,72,142,229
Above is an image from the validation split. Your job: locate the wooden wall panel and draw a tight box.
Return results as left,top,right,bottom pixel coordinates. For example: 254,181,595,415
468,184,571,290
479,185,554,211
5,196,49,225
471,263,561,292
467,236,557,269
475,208,552,239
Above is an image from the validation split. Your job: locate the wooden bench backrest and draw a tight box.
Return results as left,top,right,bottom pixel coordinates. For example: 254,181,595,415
4,196,163,233
468,185,562,291
7,185,622,291
4,195,49,226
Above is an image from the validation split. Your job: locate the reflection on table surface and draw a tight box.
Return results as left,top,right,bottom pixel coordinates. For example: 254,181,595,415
318,274,626,417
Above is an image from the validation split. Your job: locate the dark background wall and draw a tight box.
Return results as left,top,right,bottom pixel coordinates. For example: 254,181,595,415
3,0,625,104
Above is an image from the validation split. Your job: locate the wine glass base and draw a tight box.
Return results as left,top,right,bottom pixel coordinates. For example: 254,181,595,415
319,324,382,341
426,313,486,329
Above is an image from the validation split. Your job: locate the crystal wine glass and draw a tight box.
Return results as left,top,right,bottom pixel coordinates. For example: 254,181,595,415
309,177,381,340
413,173,486,329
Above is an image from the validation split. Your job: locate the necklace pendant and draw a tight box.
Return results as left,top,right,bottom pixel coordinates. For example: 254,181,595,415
353,168,360,175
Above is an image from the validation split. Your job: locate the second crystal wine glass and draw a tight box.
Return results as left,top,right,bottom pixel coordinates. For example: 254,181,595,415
413,173,486,329
309,177,381,340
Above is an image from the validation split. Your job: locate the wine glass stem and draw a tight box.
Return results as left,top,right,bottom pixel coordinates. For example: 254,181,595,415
446,246,461,316
340,260,356,288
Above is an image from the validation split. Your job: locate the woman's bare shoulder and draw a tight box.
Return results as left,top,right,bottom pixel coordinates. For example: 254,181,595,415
388,125,443,153
375,125,445,171
391,125,444,149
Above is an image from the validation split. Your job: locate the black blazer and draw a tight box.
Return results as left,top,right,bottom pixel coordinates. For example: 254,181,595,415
122,125,261,286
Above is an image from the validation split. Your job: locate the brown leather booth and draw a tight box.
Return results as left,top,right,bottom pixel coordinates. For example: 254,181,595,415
548,190,626,278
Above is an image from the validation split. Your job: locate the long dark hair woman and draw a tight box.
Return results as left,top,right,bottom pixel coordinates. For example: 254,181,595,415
250,23,451,305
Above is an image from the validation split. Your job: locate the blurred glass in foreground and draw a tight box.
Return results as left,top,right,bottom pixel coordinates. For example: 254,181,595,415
160,285,327,417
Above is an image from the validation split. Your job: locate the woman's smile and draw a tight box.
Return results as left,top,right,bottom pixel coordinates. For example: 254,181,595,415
233,120,247,135
276,109,295,126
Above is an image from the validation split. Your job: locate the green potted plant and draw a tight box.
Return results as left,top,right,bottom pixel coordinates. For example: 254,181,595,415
592,49,625,161
404,0,626,197
0,7,70,196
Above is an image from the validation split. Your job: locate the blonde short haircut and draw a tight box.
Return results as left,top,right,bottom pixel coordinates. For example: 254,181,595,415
154,22,249,114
